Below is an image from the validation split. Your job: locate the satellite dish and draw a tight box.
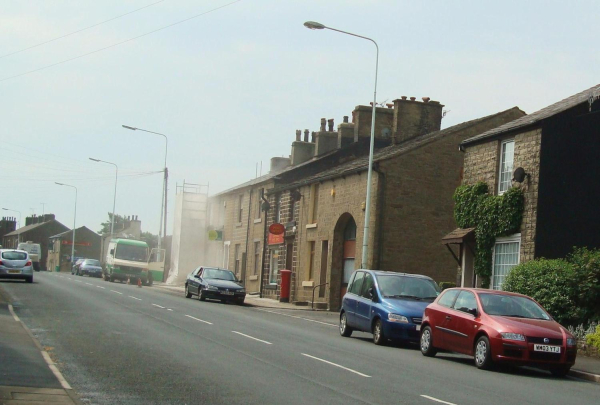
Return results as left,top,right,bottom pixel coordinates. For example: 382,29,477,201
512,167,527,183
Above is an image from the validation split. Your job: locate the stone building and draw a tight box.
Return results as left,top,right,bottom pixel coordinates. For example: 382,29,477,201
0,217,17,242
47,226,101,272
444,83,600,291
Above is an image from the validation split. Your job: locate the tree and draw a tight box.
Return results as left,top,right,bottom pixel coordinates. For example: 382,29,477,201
98,213,127,235
140,231,158,249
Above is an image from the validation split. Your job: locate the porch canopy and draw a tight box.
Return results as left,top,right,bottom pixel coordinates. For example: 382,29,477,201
441,227,475,265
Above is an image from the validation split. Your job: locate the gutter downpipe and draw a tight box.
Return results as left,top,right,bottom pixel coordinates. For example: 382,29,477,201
375,165,386,270
242,189,253,287
259,189,269,298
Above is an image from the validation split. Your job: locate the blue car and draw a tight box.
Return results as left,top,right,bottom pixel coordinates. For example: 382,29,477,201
339,270,441,345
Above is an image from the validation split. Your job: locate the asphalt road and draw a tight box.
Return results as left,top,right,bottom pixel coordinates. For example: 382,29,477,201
1,273,599,405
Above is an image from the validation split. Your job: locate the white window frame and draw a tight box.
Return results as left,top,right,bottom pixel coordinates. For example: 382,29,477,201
223,241,231,269
491,233,521,291
497,139,515,195
269,248,280,285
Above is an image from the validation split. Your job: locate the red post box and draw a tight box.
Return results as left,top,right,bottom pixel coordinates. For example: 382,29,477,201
279,269,292,303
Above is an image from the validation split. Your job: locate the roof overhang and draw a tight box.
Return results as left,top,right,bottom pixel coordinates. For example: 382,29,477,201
441,228,476,245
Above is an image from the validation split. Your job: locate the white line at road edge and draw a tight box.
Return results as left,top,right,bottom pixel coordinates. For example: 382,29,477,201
110,290,123,295
128,296,142,301
9,305,72,390
232,331,272,345
152,304,165,309
420,395,457,405
255,308,337,327
301,353,371,378
185,314,213,325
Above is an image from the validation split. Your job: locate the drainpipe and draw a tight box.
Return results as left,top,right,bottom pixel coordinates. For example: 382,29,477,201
242,189,252,286
375,166,386,270
259,189,270,298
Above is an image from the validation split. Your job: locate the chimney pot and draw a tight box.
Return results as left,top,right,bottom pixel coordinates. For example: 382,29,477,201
327,118,334,132
422,97,430,103
410,97,416,101
386,103,394,108
369,102,374,106
320,118,326,132
295,130,301,141
311,131,316,143
303,129,309,142
401,96,407,100
343,116,349,123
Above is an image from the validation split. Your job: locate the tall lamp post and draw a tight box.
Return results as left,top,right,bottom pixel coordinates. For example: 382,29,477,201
122,125,168,255
304,21,379,269
89,158,118,236
55,183,77,266
2,208,22,245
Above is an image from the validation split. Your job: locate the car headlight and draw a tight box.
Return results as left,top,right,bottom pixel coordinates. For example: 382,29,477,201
501,332,525,341
238,289,245,293
567,338,577,346
205,285,218,290
388,314,409,323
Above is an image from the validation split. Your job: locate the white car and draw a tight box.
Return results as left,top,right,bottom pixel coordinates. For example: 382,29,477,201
0,249,34,283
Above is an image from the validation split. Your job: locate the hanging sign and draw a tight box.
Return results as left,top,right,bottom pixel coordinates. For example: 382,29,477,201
268,232,284,245
269,223,285,235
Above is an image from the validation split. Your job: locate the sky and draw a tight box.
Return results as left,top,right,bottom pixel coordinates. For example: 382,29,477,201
1,0,599,237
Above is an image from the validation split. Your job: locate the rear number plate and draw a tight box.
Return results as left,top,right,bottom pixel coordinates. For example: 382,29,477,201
8,270,21,274
534,344,561,353
221,291,234,295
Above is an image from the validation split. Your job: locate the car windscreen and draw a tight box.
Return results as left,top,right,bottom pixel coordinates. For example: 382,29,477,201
115,245,148,262
376,275,440,300
2,251,27,260
203,269,236,281
479,293,551,320
83,260,101,266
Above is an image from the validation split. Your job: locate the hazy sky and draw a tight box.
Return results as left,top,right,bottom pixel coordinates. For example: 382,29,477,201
1,0,599,236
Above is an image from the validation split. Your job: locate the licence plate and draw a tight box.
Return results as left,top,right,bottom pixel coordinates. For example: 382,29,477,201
221,291,234,295
534,344,561,353
416,325,421,331
8,270,21,274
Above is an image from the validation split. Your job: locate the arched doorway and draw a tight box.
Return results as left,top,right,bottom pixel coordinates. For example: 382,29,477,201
330,213,357,311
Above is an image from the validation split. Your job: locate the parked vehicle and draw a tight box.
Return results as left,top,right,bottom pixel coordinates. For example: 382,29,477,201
185,266,245,305
420,288,577,377
0,249,33,283
17,241,42,271
77,259,103,278
339,270,441,345
71,258,86,275
104,239,164,285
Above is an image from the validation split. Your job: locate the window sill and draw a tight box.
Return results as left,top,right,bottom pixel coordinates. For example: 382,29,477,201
306,223,317,229
235,222,243,227
249,275,258,281
264,284,277,290
302,281,314,287
253,218,262,224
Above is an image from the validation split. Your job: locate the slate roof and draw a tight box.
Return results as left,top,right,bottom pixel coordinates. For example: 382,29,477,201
50,226,98,239
462,83,600,146
4,220,58,236
271,107,522,193
441,228,476,244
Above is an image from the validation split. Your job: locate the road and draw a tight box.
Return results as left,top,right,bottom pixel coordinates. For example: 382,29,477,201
1,272,599,405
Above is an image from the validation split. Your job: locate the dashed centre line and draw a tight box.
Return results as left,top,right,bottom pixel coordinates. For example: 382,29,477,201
301,353,371,378
152,304,165,309
110,290,123,295
232,331,272,345
128,296,142,301
184,315,212,325
96,286,105,289
420,395,457,405
85,283,93,286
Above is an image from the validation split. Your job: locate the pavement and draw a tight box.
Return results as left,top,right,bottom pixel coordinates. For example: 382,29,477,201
0,283,79,405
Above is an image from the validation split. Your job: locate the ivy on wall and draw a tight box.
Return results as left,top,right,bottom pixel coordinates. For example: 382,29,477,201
453,182,524,287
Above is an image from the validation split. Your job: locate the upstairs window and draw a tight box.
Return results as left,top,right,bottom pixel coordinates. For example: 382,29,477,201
498,140,515,194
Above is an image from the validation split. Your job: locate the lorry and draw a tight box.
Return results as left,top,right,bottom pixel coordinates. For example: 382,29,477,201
103,238,165,285
17,241,42,271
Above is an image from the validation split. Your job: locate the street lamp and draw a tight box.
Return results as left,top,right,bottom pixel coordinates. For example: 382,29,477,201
89,158,118,236
122,125,168,255
2,208,22,245
304,21,379,269
55,182,77,267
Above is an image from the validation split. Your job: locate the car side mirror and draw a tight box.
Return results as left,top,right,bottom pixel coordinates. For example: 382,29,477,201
368,287,375,300
468,308,478,317
109,249,114,256
195,274,201,278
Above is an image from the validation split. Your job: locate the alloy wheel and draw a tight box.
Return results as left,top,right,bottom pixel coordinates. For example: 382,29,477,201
475,340,487,366
421,329,431,352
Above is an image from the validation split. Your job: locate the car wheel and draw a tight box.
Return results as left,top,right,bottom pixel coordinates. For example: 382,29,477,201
420,326,438,357
185,284,192,298
474,336,493,370
373,319,386,345
199,290,206,301
339,312,353,337
550,366,571,378
26,276,33,283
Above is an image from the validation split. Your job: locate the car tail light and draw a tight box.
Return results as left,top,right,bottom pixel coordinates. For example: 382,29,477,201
0,260,3,265
26,261,32,266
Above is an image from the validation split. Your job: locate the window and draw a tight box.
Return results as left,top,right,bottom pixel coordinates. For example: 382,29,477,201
349,271,365,295
492,235,520,291
274,194,282,223
234,244,241,274
256,189,264,219
238,194,244,222
308,184,319,224
438,289,459,308
307,241,315,280
453,291,478,315
253,241,260,275
498,139,515,194
361,273,374,298
223,241,230,269
342,218,357,283
269,248,280,284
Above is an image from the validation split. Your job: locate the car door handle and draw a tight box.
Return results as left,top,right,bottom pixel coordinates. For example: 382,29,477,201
445,316,452,320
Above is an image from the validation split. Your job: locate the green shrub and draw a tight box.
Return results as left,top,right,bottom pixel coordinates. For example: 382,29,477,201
503,258,584,326
438,282,456,291
567,247,600,321
587,326,600,350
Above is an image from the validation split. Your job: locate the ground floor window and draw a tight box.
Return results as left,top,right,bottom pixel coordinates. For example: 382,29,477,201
269,248,280,285
492,234,521,290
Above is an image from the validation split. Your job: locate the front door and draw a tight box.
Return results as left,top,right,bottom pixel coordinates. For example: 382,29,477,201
355,272,374,331
343,271,364,327
445,290,480,354
341,219,357,300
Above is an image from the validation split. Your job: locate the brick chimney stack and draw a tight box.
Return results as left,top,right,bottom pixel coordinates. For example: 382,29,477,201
320,118,326,132
295,130,301,141
327,119,334,132
392,96,444,144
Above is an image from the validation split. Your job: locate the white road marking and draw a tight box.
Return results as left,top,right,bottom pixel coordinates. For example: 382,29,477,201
85,282,93,286
96,286,105,289
8,304,20,322
231,331,272,345
255,308,337,327
301,353,371,378
420,395,457,405
128,296,142,301
152,304,165,309
185,315,213,325
110,290,123,295
75,280,82,283
167,309,173,311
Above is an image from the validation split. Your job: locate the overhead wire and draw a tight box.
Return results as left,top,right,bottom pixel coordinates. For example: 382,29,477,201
0,0,166,59
0,0,244,83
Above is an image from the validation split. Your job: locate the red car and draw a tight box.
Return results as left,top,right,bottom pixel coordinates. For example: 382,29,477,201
420,288,577,377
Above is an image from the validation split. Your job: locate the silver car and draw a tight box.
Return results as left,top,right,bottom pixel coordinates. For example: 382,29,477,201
0,249,33,283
